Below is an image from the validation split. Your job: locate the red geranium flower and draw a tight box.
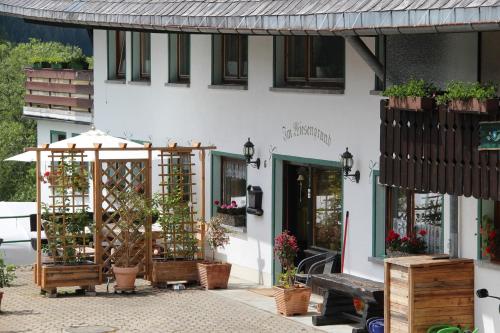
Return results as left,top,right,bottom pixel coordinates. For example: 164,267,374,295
418,229,428,236
214,200,220,206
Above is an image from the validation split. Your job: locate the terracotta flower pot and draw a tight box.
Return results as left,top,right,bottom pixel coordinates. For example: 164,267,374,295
197,262,232,290
449,98,499,113
113,265,139,291
273,285,311,316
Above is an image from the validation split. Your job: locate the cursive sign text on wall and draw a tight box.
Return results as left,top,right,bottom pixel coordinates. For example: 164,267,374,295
282,121,332,146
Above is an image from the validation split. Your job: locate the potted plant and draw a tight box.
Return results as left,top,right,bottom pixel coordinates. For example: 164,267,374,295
383,79,437,111
0,253,16,312
197,215,231,289
273,231,311,316
480,215,499,262
214,200,246,227
436,81,498,113
385,229,427,257
150,186,202,286
113,188,152,291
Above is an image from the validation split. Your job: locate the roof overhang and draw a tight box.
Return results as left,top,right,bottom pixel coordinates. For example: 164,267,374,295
3,0,500,35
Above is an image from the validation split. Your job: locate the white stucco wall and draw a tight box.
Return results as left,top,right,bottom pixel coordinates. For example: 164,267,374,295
92,30,385,285
88,29,499,330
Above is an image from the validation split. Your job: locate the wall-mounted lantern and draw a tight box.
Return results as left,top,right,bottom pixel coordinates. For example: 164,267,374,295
341,147,360,183
243,138,260,169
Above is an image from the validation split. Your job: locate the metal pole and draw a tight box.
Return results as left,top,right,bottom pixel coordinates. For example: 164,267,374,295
449,195,459,258
345,36,387,84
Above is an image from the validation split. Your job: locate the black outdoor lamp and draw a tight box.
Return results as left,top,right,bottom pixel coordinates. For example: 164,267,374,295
243,138,260,169
341,147,360,183
477,289,500,314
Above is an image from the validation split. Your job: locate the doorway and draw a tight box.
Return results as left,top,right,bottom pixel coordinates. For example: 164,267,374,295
272,154,343,280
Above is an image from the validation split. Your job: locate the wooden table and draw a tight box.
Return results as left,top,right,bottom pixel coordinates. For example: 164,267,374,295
311,273,384,333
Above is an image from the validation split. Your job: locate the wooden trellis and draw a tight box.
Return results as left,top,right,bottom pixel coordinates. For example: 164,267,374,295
95,159,151,276
43,150,93,264
156,148,202,260
31,142,214,292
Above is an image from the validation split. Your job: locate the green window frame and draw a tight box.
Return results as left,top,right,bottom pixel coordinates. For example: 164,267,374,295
372,171,445,258
168,33,190,84
210,151,247,218
50,130,67,143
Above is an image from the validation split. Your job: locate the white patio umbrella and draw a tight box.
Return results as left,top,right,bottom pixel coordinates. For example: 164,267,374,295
4,129,148,162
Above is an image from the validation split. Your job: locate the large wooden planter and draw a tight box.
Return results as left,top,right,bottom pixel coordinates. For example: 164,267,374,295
449,98,499,113
273,285,312,316
384,256,474,333
389,96,434,112
151,259,203,286
197,262,231,289
39,263,101,292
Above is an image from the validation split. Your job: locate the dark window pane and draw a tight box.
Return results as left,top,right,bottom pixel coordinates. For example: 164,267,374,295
141,33,151,78
286,36,306,79
240,36,248,78
310,36,344,79
224,35,239,78
117,31,126,78
178,34,190,78
414,193,443,254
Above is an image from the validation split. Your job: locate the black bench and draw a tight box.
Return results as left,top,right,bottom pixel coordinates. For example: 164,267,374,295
311,273,384,333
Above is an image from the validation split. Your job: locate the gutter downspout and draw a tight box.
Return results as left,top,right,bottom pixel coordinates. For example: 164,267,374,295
449,195,459,258
344,36,387,85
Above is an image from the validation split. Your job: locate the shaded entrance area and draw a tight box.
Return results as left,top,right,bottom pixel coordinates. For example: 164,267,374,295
273,155,343,280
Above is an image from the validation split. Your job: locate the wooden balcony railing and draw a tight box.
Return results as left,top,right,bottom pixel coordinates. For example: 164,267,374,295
24,68,93,114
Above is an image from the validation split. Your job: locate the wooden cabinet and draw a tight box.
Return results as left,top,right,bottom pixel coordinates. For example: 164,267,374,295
384,256,474,333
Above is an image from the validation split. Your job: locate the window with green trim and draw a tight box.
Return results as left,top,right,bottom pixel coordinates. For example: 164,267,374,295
478,199,500,263
50,131,66,143
132,32,151,81
107,30,126,80
373,172,444,256
169,33,190,84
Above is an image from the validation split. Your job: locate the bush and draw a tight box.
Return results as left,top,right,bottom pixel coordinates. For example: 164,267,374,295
27,38,91,67
0,253,16,288
436,81,497,105
383,79,437,98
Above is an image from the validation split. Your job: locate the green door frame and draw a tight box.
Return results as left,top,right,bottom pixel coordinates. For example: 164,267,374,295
271,153,344,283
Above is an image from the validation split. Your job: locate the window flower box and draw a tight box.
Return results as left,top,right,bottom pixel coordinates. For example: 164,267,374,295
388,96,434,112
216,213,246,227
449,98,499,114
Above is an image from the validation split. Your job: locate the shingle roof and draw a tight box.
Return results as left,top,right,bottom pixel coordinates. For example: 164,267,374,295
2,0,500,34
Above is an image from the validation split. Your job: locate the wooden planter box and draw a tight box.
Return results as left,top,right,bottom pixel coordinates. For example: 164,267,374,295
389,97,434,112
449,98,499,114
384,256,474,333
197,262,232,289
217,213,246,227
273,285,312,316
40,263,101,290
151,259,203,286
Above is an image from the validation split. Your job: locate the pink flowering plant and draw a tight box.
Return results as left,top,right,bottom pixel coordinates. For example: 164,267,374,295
214,200,246,216
274,231,299,288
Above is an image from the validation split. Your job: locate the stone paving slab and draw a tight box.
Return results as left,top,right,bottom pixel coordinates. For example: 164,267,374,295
0,268,321,333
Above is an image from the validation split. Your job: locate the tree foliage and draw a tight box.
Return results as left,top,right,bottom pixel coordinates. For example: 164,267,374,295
0,39,38,201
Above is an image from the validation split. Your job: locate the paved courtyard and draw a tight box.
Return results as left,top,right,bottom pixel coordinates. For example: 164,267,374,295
0,267,345,333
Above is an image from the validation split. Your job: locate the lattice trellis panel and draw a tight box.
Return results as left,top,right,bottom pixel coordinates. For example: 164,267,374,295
97,159,151,276
43,150,93,264
156,150,202,260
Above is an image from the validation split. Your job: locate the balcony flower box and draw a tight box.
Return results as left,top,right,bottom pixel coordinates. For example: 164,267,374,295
216,213,246,227
388,96,434,112
449,98,499,114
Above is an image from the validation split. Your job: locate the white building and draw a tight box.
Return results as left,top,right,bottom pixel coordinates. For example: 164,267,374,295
2,0,500,331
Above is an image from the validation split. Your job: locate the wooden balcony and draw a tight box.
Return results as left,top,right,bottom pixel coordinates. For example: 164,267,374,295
23,68,93,124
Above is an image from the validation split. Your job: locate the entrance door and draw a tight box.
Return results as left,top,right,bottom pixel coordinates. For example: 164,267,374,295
283,162,343,263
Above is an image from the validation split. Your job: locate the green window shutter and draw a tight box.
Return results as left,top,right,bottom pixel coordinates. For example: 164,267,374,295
211,154,222,218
